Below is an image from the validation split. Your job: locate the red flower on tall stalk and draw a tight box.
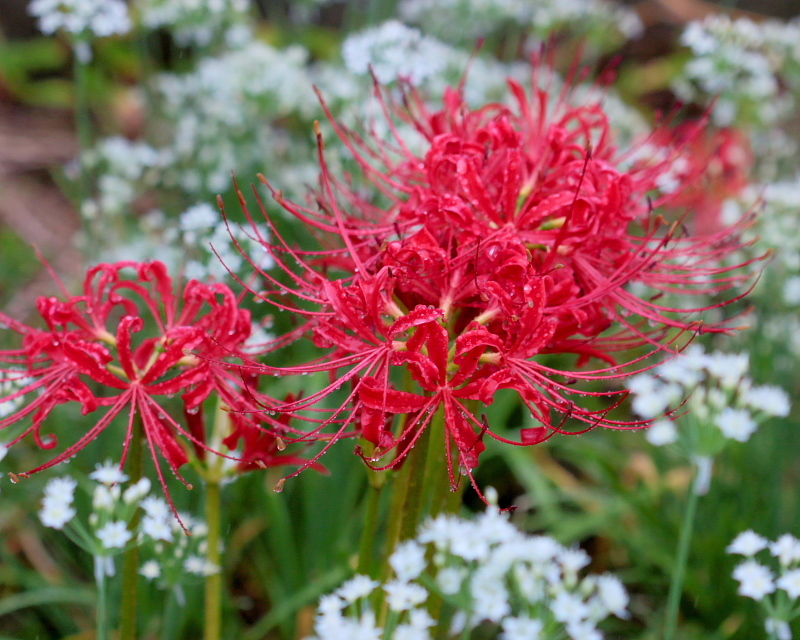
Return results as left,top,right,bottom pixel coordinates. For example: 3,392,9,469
0,261,297,512
228,71,760,491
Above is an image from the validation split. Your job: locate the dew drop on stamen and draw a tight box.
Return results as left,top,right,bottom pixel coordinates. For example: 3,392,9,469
273,478,285,493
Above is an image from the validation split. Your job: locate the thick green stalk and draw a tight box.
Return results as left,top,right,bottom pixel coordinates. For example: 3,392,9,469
357,480,385,578
663,462,703,640
203,399,232,640
204,479,223,640
422,405,468,518
119,419,144,640
383,422,433,565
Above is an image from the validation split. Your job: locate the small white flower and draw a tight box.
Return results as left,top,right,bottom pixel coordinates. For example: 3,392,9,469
705,352,749,388
551,591,591,624
631,382,683,418
44,476,77,503
184,555,219,576
715,407,757,442
501,616,543,640
317,594,344,616
657,358,704,387
732,560,776,600
559,548,590,574
595,574,629,618
765,618,792,640
436,566,466,595
770,534,800,566
383,580,428,612
566,620,603,640
727,530,769,556
39,500,76,529
90,461,128,485
141,496,170,520
337,575,378,603
93,484,116,511
390,541,426,581
646,419,678,446
140,560,161,580
471,572,510,622
123,477,151,504
406,608,434,630
96,521,132,549
776,568,800,598
142,516,174,542
743,385,791,417
526,536,562,562
626,373,658,396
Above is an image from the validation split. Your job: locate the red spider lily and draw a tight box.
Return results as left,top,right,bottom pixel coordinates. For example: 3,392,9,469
645,123,752,235
227,71,760,490
0,261,300,514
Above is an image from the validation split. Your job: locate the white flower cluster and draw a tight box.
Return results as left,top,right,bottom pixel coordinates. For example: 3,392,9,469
138,0,251,47
673,15,800,127
139,507,219,591
81,137,166,219
154,39,314,194
29,0,131,38
323,37,528,121
399,0,530,43
342,20,451,86
307,504,628,640
85,461,145,553
628,345,790,449
724,177,800,306
728,530,800,639
398,0,641,45
154,202,273,282
38,462,215,583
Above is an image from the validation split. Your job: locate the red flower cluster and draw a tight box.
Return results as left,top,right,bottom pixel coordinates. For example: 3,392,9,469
234,77,757,489
0,261,300,511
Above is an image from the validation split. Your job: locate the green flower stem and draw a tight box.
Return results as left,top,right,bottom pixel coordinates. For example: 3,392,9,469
161,588,181,640
422,404,468,518
119,418,144,640
203,399,232,640
204,478,223,640
383,417,434,563
421,407,450,518
357,478,385,578
94,555,109,640
663,460,704,640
